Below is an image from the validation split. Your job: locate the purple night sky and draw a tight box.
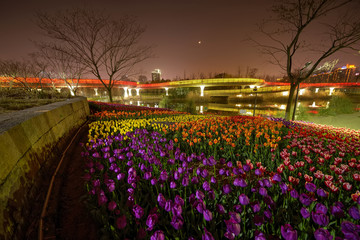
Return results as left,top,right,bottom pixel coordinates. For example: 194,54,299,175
0,0,359,80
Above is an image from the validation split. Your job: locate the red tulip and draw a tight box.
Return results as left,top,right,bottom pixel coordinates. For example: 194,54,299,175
304,174,313,182
353,173,360,181
342,182,352,191
314,170,324,180
324,175,334,181
309,166,316,172
288,165,295,171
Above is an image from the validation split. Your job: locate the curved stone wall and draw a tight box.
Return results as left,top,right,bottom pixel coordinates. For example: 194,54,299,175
0,97,90,239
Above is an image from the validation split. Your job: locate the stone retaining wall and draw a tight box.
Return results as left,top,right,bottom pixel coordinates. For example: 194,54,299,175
0,97,90,239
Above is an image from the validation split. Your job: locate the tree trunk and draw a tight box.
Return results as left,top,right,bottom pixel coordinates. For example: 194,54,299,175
284,82,298,120
107,87,113,102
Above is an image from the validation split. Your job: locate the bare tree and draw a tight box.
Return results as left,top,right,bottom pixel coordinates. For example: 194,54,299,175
32,47,87,96
254,0,360,120
35,8,153,102
0,59,33,91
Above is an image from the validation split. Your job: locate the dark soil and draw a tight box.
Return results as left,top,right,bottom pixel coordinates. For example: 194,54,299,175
26,123,101,240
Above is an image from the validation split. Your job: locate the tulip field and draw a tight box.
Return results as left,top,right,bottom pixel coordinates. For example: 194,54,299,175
83,101,360,240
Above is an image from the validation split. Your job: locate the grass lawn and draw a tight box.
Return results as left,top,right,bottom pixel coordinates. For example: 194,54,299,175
306,111,360,130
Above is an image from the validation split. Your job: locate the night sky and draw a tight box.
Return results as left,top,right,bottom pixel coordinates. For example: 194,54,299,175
1,0,359,80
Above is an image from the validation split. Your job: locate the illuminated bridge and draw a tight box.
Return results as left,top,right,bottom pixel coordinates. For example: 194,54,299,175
1,76,359,115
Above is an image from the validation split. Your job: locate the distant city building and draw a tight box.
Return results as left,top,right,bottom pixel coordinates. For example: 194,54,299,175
306,64,359,83
152,69,161,81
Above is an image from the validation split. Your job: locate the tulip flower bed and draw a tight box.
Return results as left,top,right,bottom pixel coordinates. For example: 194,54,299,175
89,101,188,120
83,102,360,240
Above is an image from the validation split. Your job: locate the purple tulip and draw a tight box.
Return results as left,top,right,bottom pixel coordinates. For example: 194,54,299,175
144,172,152,180
97,193,108,206
243,164,250,172
127,188,135,196
196,190,205,200
92,179,100,187
290,189,299,199
174,171,180,180
349,206,360,220
314,228,333,240
234,178,247,187
225,218,241,236
201,169,209,178
170,215,184,230
279,182,288,194
210,176,217,184
116,215,127,229
312,210,329,226
196,200,205,214
229,212,241,223
116,173,125,181
189,193,196,206
133,204,144,219
175,195,184,206
239,194,250,205
316,203,328,214
233,205,242,213
272,173,282,182
255,169,262,176
157,193,166,208
300,207,310,219
151,230,165,240
191,176,199,184
172,202,182,217
219,168,225,175
224,231,235,240
202,227,215,240
223,184,232,194
251,201,261,213
108,201,117,211
104,179,115,192
264,209,272,220
305,182,317,192
165,200,173,212
170,181,177,189
299,193,313,206
341,221,360,240
255,230,267,240
126,195,134,207
208,189,215,200
203,181,211,191
281,224,298,240
317,188,328,198
263,178,273,188
182,176,189,186
217,204,226,214
160,170,168,181
146,213,158,231
203,209,213,221
259,187,268,196
330,205,344,218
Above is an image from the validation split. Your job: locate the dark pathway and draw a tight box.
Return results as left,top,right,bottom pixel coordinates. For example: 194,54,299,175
28,123,100,240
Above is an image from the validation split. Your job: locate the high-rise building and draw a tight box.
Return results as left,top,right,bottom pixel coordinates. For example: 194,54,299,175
151,69,161,81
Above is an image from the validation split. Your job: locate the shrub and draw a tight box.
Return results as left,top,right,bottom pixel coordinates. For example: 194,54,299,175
319,95,354,116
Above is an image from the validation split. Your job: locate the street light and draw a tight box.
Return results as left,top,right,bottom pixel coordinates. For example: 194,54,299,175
253,87,258,117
